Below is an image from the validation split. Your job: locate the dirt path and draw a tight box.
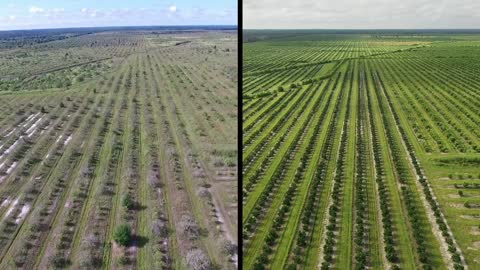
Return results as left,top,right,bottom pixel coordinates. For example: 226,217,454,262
376,71,466,269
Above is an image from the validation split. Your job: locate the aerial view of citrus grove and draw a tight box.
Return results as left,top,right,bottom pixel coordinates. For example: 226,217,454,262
0,1,237,269
242,0,480,269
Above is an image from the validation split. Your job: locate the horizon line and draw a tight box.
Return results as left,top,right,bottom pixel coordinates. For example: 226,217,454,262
0,24,238,33
244,28,480,30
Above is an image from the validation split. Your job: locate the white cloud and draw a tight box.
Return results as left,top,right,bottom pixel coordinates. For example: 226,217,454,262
8,15,16,21
244,0,480,29
1,5,236,31
28,6,64,17
182,7,236,21
29,6,44,14
79,8,102,17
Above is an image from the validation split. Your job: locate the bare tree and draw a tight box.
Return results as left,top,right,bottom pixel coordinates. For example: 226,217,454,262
186,248,211,270
179,215,199,240
151,219,168,238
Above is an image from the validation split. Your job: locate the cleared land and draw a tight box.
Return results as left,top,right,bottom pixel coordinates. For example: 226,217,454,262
0,27,237,269
242,30,480,270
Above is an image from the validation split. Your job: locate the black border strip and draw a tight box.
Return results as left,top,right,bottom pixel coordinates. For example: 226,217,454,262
237,0,243,268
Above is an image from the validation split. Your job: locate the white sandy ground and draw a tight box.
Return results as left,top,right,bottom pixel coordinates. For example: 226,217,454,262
317,125,346,269
23,113,37,124
375,72,466,269
0,161,18,183
0,110,38,139
213,200,238,267
5,198,19,218
3,136,22,155
15,204,30,224
24,114,35,122
64,135,72,145
26,117,43,136
21,112,40,128
39,124,49,136
461,215,480,220
0,198,10,208
6,161,17,174
364,84,391,270
4,128,16,138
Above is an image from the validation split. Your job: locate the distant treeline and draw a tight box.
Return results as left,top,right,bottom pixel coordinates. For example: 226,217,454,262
0,25,237,49
0,29,93,49
243,29,480,42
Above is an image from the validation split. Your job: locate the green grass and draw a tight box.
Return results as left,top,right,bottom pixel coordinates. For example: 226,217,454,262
243,30,479,269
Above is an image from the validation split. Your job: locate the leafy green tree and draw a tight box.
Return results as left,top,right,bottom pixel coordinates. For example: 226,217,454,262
113,224,131,246
122,194,134,210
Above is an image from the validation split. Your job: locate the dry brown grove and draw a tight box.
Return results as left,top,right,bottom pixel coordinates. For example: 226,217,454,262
0,27,237,269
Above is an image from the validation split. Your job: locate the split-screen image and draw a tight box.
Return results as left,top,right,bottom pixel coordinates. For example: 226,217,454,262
0,0,479,269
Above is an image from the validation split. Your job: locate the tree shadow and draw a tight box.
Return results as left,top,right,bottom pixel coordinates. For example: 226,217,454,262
199,227,210,237
133,202,147,211
131,235,149,248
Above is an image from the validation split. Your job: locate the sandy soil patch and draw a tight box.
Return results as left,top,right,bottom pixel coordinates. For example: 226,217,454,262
26,117,42,135
21,113,40,128
215,175,237,181
27,130,37,138
15,204,30,224
6,161,17,174
64,135,72,145
461,215,480,220
4,128,17,137
111,242,123,261
4,136,22,155
24,114,35,122
450,203,468,209
5,198,19,218
0,198,11,208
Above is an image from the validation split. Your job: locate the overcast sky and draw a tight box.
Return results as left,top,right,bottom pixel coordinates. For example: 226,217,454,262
0,0,237,31
244,0,480,29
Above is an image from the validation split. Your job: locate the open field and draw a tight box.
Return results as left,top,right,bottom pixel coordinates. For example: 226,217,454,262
0,27,237,269
242,30,480,270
